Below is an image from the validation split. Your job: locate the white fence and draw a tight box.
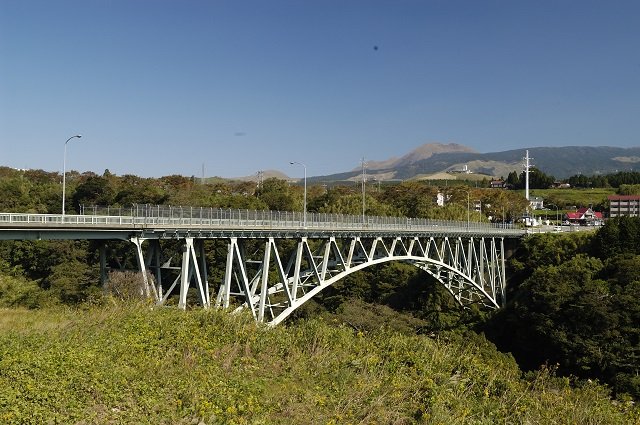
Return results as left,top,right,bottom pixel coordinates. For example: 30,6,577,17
0,205,523,235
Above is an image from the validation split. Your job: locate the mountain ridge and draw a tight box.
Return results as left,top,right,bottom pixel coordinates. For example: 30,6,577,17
309,143,640,182
358,142,477,171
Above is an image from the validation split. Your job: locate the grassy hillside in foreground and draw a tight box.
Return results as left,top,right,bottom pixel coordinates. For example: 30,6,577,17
0,306,637,424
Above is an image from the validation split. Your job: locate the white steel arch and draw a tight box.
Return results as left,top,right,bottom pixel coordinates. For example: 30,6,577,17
135,234,508,326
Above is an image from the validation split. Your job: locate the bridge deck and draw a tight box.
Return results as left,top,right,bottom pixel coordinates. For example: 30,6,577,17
0,210,524,240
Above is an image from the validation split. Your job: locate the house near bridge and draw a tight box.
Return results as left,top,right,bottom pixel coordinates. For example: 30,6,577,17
565,207,604,226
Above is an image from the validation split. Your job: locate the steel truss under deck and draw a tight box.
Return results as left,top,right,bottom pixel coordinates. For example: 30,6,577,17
130,234,507,326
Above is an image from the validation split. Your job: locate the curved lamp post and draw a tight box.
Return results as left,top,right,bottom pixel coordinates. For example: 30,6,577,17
361,157,366,226
289,161,307,227
462,188,478,231
62,134,82,216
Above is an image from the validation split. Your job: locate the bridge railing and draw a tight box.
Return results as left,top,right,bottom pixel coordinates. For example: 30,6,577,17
0,203,522,234
0,212,138,226
72,204,519,233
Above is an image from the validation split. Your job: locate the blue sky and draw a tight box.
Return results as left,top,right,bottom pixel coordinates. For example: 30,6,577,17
1,1,639,178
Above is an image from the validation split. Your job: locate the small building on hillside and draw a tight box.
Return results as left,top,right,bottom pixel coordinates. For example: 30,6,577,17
608,195,640,217
490,179,506,189
565,207,604,225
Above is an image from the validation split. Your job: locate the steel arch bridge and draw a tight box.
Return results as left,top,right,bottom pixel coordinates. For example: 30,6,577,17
210,235,506,326
0,206,523,326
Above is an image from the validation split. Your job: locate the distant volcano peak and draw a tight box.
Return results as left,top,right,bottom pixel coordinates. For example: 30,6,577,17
365,142,477,171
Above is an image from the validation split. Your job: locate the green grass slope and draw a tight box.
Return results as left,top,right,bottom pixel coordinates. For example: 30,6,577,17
0,305,637,424
528,188,616,210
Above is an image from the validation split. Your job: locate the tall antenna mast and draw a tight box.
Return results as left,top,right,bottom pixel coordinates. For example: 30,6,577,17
523,150,534,201
361,157,366,224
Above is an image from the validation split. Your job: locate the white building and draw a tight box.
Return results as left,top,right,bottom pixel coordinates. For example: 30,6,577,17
529,196,544,210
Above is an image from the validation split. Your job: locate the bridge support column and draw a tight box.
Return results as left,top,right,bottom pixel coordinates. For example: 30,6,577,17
177,238,210,309
144,240,163,301
215,238,256,320
291,238,305,301
99,242,107,286
500,238,506,306
258,239,271,322
131,237,157,300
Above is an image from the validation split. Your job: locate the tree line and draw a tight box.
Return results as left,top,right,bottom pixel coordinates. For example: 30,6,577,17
0,166,531,221
505,168,640,191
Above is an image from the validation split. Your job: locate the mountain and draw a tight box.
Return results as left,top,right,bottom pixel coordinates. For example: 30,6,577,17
310,144,640,182
361,142,477,171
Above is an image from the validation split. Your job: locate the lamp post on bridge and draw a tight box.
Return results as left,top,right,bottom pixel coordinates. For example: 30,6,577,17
289,161,307,227
466,190,470,231
62,134,82,217
463,188,479,231
465,188,471,232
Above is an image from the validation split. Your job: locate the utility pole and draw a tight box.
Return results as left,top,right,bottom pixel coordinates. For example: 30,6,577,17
523,150,533,201
361,157,366,225
256,170,264,190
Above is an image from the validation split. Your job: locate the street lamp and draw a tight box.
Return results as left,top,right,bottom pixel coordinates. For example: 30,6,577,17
289,161,307,227
467,190,470,230
62,134,82,216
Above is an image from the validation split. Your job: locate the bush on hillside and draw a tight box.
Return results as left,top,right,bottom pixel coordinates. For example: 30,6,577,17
0,274,52,308
104,271,155,303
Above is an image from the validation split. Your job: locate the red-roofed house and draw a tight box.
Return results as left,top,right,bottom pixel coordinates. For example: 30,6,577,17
565,207,604,225
608,195,640,218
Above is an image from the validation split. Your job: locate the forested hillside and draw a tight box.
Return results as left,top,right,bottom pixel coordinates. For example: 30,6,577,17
486,217,640,400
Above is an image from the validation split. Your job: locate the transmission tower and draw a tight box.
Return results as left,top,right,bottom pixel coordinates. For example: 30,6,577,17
522,150,534,201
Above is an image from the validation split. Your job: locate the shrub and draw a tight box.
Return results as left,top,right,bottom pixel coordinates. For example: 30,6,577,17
0,274,53,308
103,271,155,303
